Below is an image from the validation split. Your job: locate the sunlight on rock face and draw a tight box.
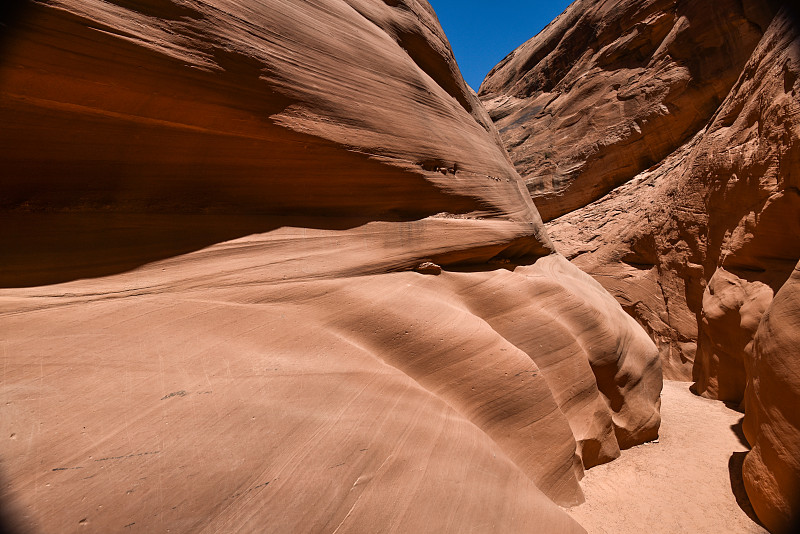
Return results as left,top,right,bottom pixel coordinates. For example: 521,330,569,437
2,0,797,532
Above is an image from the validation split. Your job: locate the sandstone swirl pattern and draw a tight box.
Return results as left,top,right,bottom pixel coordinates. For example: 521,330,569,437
0,1,661,532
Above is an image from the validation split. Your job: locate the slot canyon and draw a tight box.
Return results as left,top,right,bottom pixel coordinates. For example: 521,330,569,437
1,1,798,532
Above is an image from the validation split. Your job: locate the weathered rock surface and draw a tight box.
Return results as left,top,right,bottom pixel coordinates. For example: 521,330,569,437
480,0,779,223
0,1,662,532
540,4,798,393
743,260,800,533
480,0,797,383
481,1,798,531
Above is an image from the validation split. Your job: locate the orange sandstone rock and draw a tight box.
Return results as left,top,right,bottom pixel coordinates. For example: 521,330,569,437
480,0,778,223
481,0,796,391
0,1,661,532
482,1,799,530
743,260,800,534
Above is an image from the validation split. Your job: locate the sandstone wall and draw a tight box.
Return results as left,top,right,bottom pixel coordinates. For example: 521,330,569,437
481,2,799,530
0,1,662,532
480,0,777,222
743,260,800,533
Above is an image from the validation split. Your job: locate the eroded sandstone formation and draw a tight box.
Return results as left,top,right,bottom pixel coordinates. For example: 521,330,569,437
0,1,662,532
480,0,779,223
481,1,799,531
743,260,800,533
480,0,796,388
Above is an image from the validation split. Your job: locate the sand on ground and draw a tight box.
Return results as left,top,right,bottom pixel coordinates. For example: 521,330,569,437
567,380,766,534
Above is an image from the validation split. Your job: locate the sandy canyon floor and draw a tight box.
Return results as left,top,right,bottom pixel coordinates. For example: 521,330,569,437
567,380,766,533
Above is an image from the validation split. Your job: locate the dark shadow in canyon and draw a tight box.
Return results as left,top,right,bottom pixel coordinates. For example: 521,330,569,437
2,213,326,288
728,452,764,527
0,468,31,534
0,2,490,288
729,418,749,449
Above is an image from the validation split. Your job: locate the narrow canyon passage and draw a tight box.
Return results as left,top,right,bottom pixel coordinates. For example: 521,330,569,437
567,380,765,534
2,0,798,531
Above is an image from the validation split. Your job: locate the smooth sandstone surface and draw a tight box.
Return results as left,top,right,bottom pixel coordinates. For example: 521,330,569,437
0,0,552,286
0,1,662,532
0,248,661,533
743,260,800,533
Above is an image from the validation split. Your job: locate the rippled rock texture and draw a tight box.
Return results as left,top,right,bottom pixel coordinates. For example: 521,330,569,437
0,1,662,532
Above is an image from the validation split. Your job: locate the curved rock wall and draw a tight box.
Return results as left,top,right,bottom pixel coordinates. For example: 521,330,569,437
742,260,800,533
0,1,662,532
0,0,554,288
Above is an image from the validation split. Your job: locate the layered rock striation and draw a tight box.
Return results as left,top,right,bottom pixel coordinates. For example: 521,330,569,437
0,1,662,532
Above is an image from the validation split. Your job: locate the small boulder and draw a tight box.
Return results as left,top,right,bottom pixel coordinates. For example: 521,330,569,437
415,261,442,275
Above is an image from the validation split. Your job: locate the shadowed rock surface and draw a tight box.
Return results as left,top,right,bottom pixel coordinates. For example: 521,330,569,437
0,1,662,532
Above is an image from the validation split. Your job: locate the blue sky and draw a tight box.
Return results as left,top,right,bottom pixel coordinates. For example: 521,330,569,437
428,0,574,91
